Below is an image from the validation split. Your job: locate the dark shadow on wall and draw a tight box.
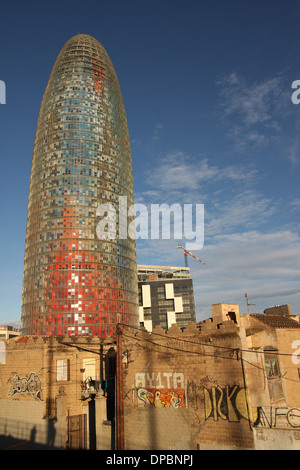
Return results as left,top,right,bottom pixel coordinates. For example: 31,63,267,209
47,419,56,447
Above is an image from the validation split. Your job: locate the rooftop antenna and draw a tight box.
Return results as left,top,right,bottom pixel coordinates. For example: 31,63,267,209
245,293,256,314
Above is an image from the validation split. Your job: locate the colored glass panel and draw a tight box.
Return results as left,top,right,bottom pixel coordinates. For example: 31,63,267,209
21,35,139,337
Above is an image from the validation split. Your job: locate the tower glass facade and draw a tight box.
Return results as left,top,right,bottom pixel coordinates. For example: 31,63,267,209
21,34,139,337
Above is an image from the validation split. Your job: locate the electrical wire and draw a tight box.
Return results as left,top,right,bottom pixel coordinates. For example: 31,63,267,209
119,323,300,384
119,322,299,359
15,321,298,384
121,330,239,362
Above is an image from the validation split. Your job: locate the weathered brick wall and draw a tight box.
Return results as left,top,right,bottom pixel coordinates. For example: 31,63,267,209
0,336,100,414
122,322,255,450
1,318,299,450
0,335,114,448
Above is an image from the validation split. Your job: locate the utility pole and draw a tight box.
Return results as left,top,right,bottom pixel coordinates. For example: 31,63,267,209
236,349,252,430
116,321,124,450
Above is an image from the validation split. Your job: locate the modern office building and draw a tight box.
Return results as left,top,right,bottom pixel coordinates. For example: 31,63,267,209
137,265,196,331
0,325,20,340
21,34,139,337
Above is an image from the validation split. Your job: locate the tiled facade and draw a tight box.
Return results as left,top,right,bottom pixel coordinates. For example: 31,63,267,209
21,35,138,337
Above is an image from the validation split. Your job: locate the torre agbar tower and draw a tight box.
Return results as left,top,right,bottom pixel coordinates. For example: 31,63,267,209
21,34,139,337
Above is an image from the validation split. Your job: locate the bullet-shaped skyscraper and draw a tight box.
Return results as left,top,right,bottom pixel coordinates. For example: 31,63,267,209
21,34,139,337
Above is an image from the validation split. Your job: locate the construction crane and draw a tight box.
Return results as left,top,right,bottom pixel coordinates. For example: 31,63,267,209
177,244,205,267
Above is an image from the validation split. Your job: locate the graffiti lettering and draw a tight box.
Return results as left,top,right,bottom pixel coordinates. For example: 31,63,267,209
204,386,300,429
204,385,258,423
8,373,42,401
137,388,184,408
135,372,184,390
255,407,300,429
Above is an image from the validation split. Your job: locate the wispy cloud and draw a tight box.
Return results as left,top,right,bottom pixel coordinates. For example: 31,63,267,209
290,198,300,211
145,151,258,192
216,72,287,151
205,189,276,237
191,229,300,319
153,123,164,141
140,151,273,237
286,138,300,166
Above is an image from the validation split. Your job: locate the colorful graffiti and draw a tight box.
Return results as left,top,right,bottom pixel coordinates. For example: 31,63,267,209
8,373,43,401
137,388,184,408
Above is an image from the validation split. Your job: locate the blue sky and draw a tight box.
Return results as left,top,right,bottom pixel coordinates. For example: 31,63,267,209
0,0,300,323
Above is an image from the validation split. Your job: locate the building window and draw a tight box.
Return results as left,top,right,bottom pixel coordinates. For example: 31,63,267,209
265,355,280,378
264,351,284,402
56,359,69,381
226,312,237,324
82,358,96,381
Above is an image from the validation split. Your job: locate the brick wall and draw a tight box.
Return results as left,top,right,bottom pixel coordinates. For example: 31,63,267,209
122,322,255,450
0,335,115,449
